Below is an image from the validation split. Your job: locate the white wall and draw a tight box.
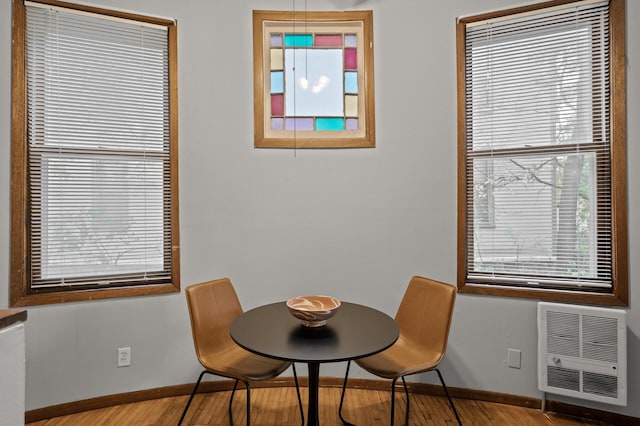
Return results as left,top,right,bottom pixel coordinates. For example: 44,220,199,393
0,0,638,419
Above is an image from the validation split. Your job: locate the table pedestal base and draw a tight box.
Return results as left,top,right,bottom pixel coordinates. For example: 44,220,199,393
307,362,320,426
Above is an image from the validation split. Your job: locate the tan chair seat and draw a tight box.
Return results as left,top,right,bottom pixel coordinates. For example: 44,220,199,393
199,347,291,382
357,336,442,379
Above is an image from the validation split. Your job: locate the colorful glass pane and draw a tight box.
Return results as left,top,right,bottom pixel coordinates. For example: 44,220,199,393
270,49,283,70
315,34,343,46
271,94,284,116
271,117,284,130
344,95,358,117
270,71,284,93
316,117,345,131
270,33,283,47
344,48,357,70
344,71,358,94
285,117,314,130
284,34,312,47
344,34,357,47
345,95,358,117
346,118,358,130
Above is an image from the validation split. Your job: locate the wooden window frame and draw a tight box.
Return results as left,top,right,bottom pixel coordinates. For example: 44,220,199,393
456,0,627,306
10,0,180,307
253,10,376,148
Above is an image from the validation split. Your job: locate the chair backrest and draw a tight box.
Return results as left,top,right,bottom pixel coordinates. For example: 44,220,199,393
394,276,457,363
185,278,244,363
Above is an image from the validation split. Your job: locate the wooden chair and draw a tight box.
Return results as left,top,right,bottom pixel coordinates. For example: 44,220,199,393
338,276,462,425
179,278,304,425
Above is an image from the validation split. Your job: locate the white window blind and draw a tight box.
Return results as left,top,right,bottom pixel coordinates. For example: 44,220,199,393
25,3,173,288
463,1,612,290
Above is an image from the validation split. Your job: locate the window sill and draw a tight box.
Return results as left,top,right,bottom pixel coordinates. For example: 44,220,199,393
10,283,180,307
457,282,628,307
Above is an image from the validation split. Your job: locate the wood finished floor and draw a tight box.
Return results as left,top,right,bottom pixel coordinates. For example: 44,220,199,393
27,387,607,425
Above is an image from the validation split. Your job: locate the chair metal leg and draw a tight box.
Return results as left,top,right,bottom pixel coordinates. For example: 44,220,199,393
390,377,398,426
292,363,305,426
435,368,462,426
338,360,356,426
178,370,210,425
401,376,409,426
228,379,239,426
245,382,251,426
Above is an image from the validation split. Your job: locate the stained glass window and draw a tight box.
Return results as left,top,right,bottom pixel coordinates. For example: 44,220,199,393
254,11,375,148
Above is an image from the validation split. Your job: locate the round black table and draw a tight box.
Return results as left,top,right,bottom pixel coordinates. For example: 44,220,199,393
230,301,399,426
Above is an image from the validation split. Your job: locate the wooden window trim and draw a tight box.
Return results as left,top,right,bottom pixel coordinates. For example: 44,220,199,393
455,0,627,306
10,0,180,307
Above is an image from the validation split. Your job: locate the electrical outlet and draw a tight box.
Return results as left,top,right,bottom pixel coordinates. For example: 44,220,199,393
117,347,131,367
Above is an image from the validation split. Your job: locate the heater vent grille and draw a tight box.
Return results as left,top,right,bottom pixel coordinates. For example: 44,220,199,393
537,302,626,406
547,366,579,391
547,311,579,357
583,371,618,398
582,316,617,362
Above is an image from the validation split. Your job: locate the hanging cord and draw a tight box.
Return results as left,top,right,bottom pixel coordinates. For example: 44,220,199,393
292,0,297,156
305,0,308,83
290,0,309,157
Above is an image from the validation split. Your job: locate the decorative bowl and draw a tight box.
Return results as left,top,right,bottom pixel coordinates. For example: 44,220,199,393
286,295,341,327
